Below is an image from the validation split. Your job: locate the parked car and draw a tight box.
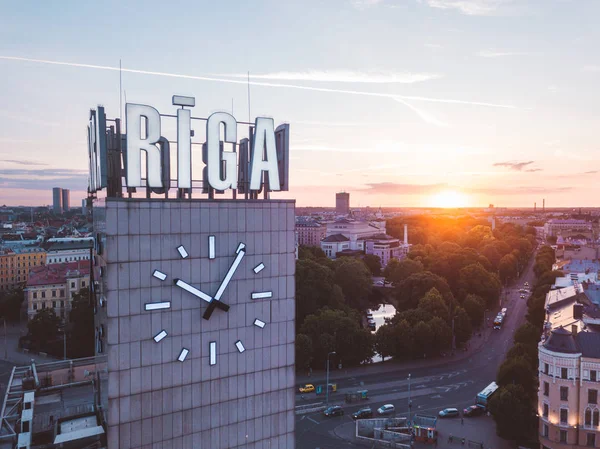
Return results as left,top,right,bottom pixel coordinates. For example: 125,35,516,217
299,384,315,393
323,406,344,417
439,408,460,418
377,404,395,415
352,408,373,419
463,405,485,417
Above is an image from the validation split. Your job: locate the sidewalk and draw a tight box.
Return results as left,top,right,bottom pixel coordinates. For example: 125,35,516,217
297,326,492,385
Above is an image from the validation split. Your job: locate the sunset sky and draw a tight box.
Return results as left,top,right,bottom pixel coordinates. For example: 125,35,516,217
1,0,599,208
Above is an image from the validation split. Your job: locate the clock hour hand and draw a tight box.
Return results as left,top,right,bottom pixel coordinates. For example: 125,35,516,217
203,248,246,320
174,279,229,312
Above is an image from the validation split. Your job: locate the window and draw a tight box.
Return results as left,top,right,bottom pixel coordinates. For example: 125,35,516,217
561,386,569,401
33,292,37,299
544,363,549,375
543,403,549,418
593,371,598,382
560,408,568,424
543,424,549,438
60,290,65,297
560,430,567,443
51,290,56,298
41,291,45,298
33,303,37,310
52,301,56,308
60,301,64,307
594,409,600,427
81,281,86,287
588,433,596,447
562,368,568,379
590,390,598,405
42,302,46,309
71,282,75,288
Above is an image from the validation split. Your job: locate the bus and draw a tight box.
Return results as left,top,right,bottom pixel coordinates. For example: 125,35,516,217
494,308,508,330
476,382,499,409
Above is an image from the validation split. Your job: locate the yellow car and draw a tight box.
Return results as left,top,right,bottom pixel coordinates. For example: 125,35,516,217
299,384,315,393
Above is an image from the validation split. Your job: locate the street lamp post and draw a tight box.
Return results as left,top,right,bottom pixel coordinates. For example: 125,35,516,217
326,351,336,405
408,373,412,422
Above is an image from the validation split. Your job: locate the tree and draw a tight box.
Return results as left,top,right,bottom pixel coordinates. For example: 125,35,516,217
374,324,396,361
298,245,327,260
296,259,344,326
498,254,518,284
300,308,374,367
429,316,452,353
418,288,449,320
0,287,24,322
481,244,502,269
363,254,382,276
489,384,536,442
333,258,373,311
27,308,61,348
296,334,313,371
514,322,541,347
497,356,537,398
412,321,434,358
462,294,485,327
392,308,432,327
506,342,538,370
453,306,472,345
395,271,454,311
389,319,415,359
68,289,95,358
457,263,501,306
383,258,423,284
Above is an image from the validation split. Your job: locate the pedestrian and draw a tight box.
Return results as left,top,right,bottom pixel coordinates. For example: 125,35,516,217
461,417,464,425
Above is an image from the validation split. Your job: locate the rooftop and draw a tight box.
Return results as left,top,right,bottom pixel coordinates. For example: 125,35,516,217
322,234,350,243
27,260,90,287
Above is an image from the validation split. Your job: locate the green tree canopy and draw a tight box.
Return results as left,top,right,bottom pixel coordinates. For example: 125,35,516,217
395,271,454,310
383,258,424,284
0,287,24,322
453,306,472,345
333,258,373,311
498,254,518,284
296,259,344,326
27,308,61,346
418,288,449,321
374,324,396,361
497,356,537,398
514,322,541,347
429,316,452,354
412,320,434,358
68,289,95,358
489,384,537,442
363,254,382,276
462,294,485,327
296,333,313,371
457,263,501,306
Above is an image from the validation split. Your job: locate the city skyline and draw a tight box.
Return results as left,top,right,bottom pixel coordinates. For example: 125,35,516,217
1,0,600,208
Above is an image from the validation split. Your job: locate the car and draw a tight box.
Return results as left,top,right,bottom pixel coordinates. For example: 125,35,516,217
352,408,373,419
299,384,315,393
377,404,395,415
524,282,529,287
520,294,525,299
323,406,344,417
463,405,485,417
439,408,460,418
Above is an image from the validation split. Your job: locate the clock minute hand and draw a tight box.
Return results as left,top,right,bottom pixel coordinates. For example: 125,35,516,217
203,248,246,320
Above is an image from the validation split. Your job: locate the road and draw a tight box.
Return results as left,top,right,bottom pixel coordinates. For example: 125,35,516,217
296,251,537,449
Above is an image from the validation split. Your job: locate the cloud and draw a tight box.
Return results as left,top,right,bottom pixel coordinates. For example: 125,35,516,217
217,70,442,84
425,43,444,49
477,50,528,58
468,185,572,195
0,168,87,190
525,168,543,172
0,56,518,110
585,170,599,174
423,0,513,16
393,97,449,127
0,110,59,126
1,159,49,166
493,161,535,171
583,65,600,72
362,182,448,195
351,0,384,8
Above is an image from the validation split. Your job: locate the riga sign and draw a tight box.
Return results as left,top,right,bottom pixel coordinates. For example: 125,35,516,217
87,95,289,195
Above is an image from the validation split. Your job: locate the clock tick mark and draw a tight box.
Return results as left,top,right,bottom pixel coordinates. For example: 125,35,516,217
178,348,189,362
253,319,266,328
208,236,215,259
152,270,167,281
253,263,265,274
153,330,168,342
235,340,246,353
177,245,189,259
251,291,273,300
145,301,171,311
209,341,217,365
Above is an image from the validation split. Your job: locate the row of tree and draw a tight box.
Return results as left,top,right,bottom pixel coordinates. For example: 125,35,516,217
489,245,557,445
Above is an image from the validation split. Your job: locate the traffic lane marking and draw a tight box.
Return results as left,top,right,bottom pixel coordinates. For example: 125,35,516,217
307,416,320,425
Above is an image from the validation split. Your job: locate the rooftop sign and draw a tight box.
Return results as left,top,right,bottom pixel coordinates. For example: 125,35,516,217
87,95,289,196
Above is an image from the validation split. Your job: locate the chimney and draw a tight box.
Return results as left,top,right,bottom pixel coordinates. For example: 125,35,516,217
543,199,545,212
404,224,408,245
573,303,584,320
534,202,536,212
572,324,578,335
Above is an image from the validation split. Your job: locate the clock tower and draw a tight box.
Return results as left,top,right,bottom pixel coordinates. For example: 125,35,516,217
90,101,295,449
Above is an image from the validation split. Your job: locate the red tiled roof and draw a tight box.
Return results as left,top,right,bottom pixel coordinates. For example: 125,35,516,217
27,260,90,287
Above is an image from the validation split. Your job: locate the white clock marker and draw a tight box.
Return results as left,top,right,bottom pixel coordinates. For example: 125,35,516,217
251,291,273,300
209,341,217,365
145,301,171,311
253,263,265,274
236,242,246,254
235,340,246,353
153,270,167,281
208,236,215,259
253,319,266,329
178,348,189,362
177,245,189,259
153,330,168,342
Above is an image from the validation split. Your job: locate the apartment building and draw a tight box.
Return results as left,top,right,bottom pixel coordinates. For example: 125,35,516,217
539,287,600,449
544,219,592,239
25,260,90,320
295,217,327,247
0,246,46,291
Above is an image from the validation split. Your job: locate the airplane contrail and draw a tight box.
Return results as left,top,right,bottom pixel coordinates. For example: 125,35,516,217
0,55,518,109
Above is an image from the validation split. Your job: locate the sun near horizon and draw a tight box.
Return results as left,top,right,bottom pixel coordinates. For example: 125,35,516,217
428,190,470,208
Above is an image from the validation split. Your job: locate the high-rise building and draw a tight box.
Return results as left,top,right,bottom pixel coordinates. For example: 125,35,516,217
336,191,350,215
52,187,63,214
61,188,70,212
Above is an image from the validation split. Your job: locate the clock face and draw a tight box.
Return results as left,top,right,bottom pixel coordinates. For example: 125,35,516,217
144,237,271,364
